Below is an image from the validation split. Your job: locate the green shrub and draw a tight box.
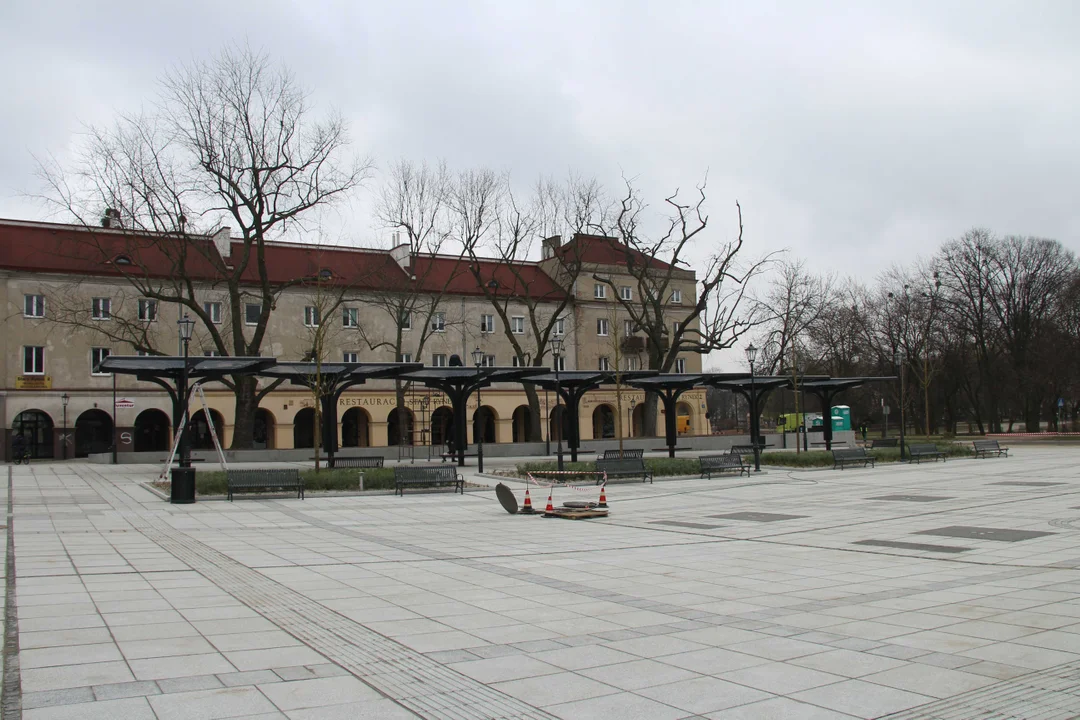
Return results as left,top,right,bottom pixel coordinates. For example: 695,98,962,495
516,458,701,478
192,467,396,495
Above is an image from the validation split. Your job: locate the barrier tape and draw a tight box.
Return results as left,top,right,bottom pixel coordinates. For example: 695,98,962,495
526,471,607,492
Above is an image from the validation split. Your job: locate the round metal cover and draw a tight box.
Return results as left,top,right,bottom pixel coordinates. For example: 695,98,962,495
495,483,519,514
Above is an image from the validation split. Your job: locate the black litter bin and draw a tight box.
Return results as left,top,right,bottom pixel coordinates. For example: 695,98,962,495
170,467,196,504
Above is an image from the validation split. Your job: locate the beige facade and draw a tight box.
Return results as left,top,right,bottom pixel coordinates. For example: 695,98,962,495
1,223,709,460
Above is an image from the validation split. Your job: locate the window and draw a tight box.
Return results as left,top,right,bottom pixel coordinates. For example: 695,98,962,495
623,319,635,338
671,289,683,304
400,312,412,330
342,307,359,328
244,303,261,325
512,356,522,367
510,316,524,335
431,312,445,332
598,356,610,371
553,317,565,336
137,299,157,322
23,294,45,318
203,301,222,324
620,286,632,301
136,349,150,357
594,283,606,299
343,352,358,363
431,353,447,367
554,356,566,372
482,354,496,368
480,314,494,333
596,318,609,336
304,306,320,327
399,353,413,363
91,297,111,320
673,321,680,337
626,356,640,371
675,358,686,373
23,346,44,375
91,347,110,374
203,350,221,358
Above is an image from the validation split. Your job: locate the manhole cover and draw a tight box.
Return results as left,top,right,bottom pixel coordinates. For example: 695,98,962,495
854,539,971,554
649,520,725,530
708,512,807,522
869,495,954,502
914,525,1056,542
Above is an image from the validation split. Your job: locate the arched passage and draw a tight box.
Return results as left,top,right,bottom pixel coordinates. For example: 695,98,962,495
341,407,371,448
431,406,453,448
387,407,414,446
473,406,497,444
75,409,113,457
549,405,565,443
512,405,532,443
293,408,315,449
632,403,645,438
134,409,170,453
190,409,225,450
676,401,694,435
254,408,275,449
12,409,53,459
592,404,616,439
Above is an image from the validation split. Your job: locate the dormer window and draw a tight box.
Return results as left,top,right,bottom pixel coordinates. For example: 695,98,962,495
113,255,133,266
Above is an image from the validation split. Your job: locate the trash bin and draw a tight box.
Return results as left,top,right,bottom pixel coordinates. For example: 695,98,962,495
170,467,196,504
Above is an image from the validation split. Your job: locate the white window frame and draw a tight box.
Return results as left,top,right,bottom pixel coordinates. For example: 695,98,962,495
137,298,157,322
244,303,261,325
91,297,111,321
554,356,566,372
482,354,496,368
23,346,44,375
203,350,222,358
623,319,635,338
671,289,683,304
512,356,522,367
136,349,150,357
342,307,359,328
553,317,565,336
675,358,687,373
431,312,446,332
24,294,45,318
400,312,412,330
91,347,111,375
304,306,320,328
511,316,525,334
343,351,359,363
432,353,447,367
400,352,413,363
620,286,632,301
626,356,640,371
596,318,609,336
480,314,494,334
598,356,610,371
594,283,606,299
203,301,222,324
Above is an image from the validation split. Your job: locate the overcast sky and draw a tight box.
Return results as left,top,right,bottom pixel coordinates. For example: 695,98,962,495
2,1,1078,367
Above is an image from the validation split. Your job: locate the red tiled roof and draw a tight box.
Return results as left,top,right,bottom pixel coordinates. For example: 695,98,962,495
557,233,672,270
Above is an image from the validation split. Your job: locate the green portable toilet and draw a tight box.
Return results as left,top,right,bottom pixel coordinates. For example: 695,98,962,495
831,405,851,431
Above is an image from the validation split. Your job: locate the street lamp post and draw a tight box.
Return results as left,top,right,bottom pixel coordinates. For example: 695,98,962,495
551,336,565,471
629,397,637,439
61,392,69,460
472,346,485,474
746,343,760,472
895,349,906,461
177,315,195,469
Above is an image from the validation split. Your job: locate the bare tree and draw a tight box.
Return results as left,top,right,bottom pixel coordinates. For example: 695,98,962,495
38,45,372,448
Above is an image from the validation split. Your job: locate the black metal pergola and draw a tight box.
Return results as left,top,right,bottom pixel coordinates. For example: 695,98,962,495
799,377,896,451
624,373,716,458
260,361,423,466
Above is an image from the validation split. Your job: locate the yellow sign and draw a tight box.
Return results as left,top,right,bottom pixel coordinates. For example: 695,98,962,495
16,375,52,390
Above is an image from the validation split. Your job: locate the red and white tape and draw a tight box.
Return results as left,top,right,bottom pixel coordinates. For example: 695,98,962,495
526,471,607,492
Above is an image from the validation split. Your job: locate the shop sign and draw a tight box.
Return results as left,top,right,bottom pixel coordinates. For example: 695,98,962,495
15,375,52,390
115,398,135,409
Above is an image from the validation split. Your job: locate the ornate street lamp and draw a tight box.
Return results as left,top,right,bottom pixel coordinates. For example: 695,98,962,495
177,314,196,469
551,336,565,471
472,346,485,474
61,392,70,460
745,343,760,472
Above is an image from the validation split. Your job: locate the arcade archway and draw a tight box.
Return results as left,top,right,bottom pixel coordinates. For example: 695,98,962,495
592,404,615,439
75,409,113,457
134,409,170,452
341,407,371,447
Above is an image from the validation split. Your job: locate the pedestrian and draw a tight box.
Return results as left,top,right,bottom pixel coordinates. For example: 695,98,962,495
860,422,868,443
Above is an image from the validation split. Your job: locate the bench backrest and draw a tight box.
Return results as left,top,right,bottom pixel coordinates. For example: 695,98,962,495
228,469,300,483
700,454,742,468
602,449,643,460
870,438,898,448
394,466,458,483
973,439,1001,450
596,458,646,473
833,448,867,460
908,443,939,454
730,445,754,455
334,456,384,468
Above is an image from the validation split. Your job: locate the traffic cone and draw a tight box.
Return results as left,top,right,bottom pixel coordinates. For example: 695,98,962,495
543,491,555,516
597,484,608,508
519,488,536,514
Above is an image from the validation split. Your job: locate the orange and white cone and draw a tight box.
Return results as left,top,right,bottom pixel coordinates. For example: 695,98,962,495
597,484,608,508
543,491,555,516
519,488,536,514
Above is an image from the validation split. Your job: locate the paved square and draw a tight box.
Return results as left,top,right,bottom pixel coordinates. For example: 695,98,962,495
5,445,1080,719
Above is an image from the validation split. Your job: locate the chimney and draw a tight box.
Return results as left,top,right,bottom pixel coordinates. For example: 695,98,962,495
389,242,412,275
211,226,232,260
100,208,122,229
541,235,562,260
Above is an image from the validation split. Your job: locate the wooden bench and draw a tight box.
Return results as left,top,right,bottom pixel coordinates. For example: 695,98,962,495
973,439,1009,458
907,443,946,464
832,447,876,470
602,449,644,460
870,438,898,449
226,469,304,501
331,456,384,469
699,453,749,478
393,466,464,495
595,457,653,484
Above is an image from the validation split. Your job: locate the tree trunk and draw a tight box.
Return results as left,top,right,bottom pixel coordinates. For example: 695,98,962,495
523,384,543,442
641,392,659,437
230,376,258,449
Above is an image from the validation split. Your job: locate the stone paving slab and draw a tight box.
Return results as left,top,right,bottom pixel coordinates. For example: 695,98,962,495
3,448,1080,718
